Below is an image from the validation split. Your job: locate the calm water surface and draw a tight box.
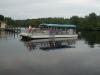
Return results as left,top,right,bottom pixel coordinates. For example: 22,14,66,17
0,31,100,75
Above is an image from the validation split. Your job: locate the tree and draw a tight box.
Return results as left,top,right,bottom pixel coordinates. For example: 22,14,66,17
5,17,15,26
0,15,4,21
70,16,80,25
84,13,97,30
70,16,81,30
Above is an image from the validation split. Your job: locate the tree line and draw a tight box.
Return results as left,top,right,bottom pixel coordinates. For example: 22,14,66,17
0,12,100,30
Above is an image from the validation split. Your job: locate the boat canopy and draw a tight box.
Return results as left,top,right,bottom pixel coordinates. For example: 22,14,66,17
40,24,76,28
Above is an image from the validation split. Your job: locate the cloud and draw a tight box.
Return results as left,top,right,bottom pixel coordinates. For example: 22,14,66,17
0,0,100,19
0,9,4,11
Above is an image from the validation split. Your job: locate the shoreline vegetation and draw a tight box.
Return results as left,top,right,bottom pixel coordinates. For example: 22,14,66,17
0,12,100,31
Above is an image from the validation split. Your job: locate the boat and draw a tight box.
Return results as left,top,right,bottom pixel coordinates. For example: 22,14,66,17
19,24,78,40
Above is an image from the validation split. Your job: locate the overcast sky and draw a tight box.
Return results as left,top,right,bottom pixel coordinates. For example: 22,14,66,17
0,0,100,19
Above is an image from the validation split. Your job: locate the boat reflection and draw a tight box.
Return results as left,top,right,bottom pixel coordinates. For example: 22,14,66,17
22,38,77,51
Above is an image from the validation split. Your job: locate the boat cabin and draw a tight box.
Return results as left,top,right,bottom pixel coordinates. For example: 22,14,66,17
39,24,76,35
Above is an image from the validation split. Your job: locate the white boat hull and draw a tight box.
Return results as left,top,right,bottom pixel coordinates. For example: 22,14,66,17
20,32,78,40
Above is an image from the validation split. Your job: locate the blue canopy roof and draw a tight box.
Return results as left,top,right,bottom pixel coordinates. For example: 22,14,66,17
40,24,76,28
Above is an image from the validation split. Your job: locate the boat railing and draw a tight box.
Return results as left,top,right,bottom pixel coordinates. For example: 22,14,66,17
21,28,76,35
27,31,76,36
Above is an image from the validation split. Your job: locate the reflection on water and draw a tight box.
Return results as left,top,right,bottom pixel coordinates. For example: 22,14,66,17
81,31,100,48
0,31,18,39
1,31,100,75
22,38,76,51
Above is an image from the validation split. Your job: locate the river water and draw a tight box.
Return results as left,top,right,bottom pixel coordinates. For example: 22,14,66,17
0,31,100,75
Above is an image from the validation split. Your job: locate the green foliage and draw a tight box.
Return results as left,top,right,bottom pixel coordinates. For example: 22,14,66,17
81,13,99,30
70,16,80,25
0,15,4,21
5,17,15,27
1,12,100,30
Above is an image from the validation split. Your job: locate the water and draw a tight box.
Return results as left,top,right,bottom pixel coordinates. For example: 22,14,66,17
0,31,100,75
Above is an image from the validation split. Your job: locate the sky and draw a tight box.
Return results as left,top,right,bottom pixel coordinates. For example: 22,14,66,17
0,0,100,19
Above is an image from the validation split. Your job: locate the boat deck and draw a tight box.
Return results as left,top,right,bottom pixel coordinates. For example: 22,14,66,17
20,32,78,40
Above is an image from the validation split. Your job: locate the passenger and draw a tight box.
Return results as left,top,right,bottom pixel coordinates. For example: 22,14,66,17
49,28,53,35
27,25,32,33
